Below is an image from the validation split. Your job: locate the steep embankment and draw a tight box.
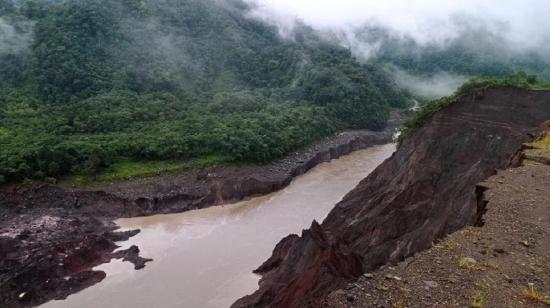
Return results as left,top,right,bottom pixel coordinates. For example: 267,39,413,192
233,87,550,308
325,131,550,307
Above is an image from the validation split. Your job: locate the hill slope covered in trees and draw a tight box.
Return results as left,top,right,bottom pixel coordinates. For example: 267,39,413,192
0,0,407,182
1,0,548,184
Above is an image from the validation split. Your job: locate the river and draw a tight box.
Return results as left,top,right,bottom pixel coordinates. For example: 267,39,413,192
42,144,395,308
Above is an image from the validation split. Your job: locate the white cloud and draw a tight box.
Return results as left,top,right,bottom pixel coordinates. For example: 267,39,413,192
389,67,468,99
0,17,33,55
244,0,550,55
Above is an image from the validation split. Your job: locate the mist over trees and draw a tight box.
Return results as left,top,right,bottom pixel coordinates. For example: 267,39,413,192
366,26,550,79
248,0,550,91
0,0,547,183
0,0,406,182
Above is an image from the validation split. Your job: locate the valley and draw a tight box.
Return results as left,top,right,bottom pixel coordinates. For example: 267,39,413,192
1,1,550,307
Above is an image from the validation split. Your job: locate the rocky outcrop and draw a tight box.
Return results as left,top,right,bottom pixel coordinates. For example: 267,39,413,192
0,211,150,308
233,87,550,308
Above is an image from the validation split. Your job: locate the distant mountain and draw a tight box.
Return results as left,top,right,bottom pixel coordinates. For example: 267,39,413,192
358,25,550,78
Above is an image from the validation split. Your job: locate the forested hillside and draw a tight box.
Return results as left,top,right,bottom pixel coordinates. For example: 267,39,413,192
0,0,407,183
1,0,547,184
363,26,550,78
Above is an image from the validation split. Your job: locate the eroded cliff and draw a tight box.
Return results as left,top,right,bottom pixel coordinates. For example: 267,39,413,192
233,87,550,307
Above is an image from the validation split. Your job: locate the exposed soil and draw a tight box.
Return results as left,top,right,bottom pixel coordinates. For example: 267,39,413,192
324,139,550,307
0,112,404,308
233,87,550,308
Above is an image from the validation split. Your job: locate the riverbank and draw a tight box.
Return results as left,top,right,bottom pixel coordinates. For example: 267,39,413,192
41,144,397,308
0,112,404,219
325,132,550,307
0,112,404,308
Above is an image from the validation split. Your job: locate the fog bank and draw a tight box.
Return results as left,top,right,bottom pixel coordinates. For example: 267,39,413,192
245,0,550,58
390,67,468,99
0,17,32,55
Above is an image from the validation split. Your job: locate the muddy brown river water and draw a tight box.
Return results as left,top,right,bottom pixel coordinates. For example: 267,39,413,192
42,144,395,308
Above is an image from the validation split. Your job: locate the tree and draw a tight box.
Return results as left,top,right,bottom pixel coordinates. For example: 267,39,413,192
81,154,103,180
47,162,60,176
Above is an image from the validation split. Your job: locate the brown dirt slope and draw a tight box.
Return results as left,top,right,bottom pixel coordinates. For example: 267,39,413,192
325,133,550,307
233,87,550,308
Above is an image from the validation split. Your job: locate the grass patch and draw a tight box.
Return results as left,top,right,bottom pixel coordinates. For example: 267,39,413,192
529,133,550,149
434,238,458,251
521,284,550,305
0,127,8,140
61,155,228,186
458,257,475,268
530,83,550,90
471,291,486,308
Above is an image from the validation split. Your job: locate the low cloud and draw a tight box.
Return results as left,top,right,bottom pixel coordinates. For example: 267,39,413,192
244,0,550,59
0,17,33,55
389,67,468,99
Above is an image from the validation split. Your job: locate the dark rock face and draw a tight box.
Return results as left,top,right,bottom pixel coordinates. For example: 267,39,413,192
0,212,150,308
233,87,550,308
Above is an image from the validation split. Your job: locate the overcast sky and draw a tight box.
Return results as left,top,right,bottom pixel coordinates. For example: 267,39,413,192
245,0,550,50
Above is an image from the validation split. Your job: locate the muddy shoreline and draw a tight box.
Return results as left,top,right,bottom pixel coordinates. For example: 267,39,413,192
0,112,404,308
1,112,404,219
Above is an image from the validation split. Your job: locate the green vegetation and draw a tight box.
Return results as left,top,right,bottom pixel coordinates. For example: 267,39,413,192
521,284,550,305
1,0,548,185
62,155,227,186
529,133,550,150
371,27,550,79
398,72,548,141
0,0,407,183
471,291,486,308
